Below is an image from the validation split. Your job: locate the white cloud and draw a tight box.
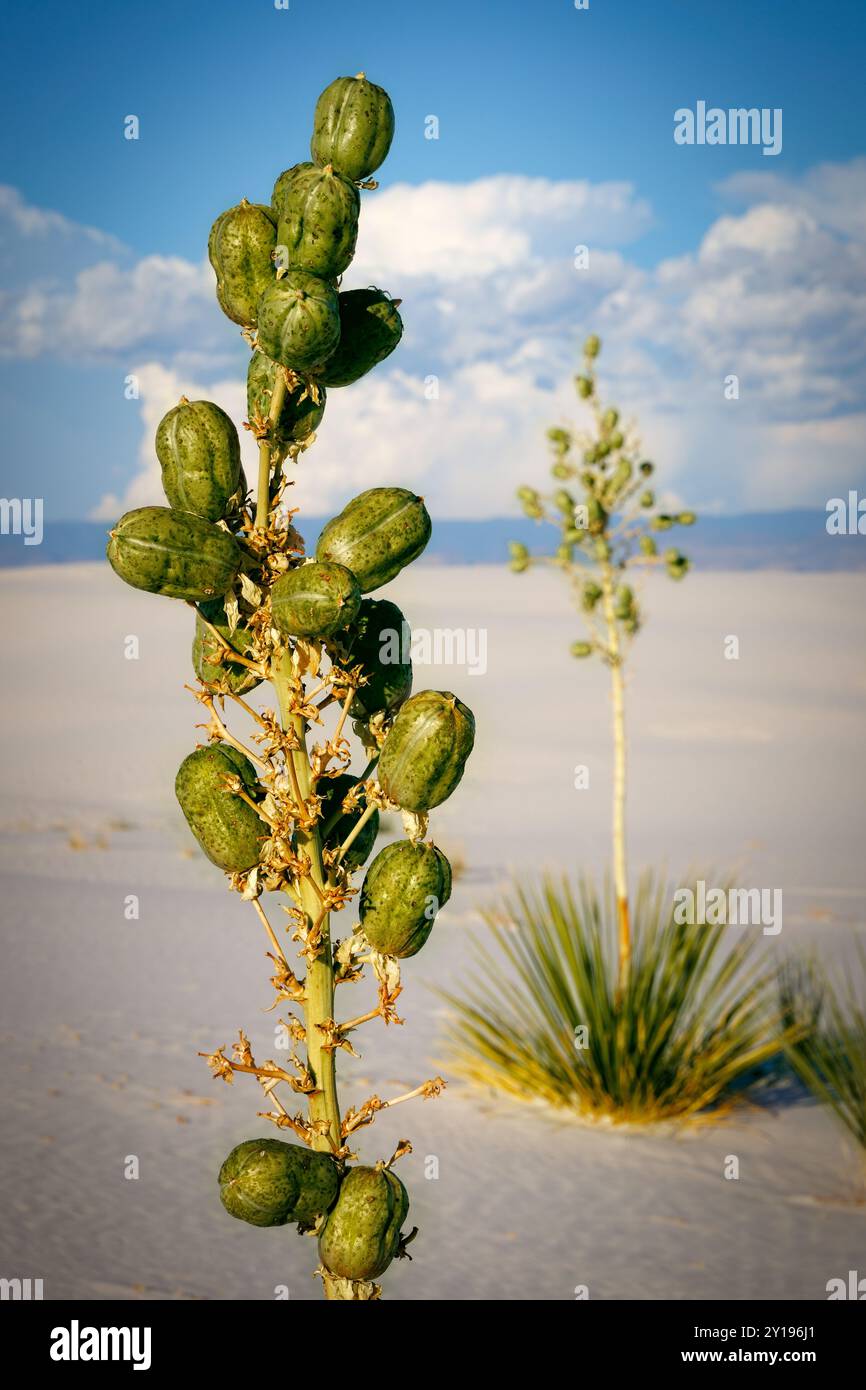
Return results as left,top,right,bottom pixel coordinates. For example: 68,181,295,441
14,160,866,518
351,175,653,282
718,158,866,240
0,185,123,249
5,255,222,360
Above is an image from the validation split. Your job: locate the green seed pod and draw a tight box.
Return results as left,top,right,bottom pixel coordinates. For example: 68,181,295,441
360,840,451,958
508,540,530,573
156,398,242,522
551,461,573,480
614,584,634,619
564,525,583,543
378,689,475,812
107,506,241,601
639,460,654,476
208,200,277,328
271,560,361,639
604,458,632,503
553,489,575,513
317,772,380,870
318,1165,409,1282
272,162,360,280
311,74,395,183
639,535,657,556
517,485,539,503
587,497,608,534
247,350,326,448
344,598,413,720
677,511,697,525
219,1138,340,1228
175,743,264,872
582,581,602,611
601,408,619,432
570,641,593,658
315,288,403,387
595,538,611,561
257,272,341,373
667,556,690,581
652,514,674,531
316,487,431,593
556,542,573,565
640,489,654,508
609,431,625,451
192,599,261,696
575,375,593,399
583,334,601,359
547,427,572,449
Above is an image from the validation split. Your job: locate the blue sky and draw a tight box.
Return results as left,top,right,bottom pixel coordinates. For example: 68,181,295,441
2,0,865,522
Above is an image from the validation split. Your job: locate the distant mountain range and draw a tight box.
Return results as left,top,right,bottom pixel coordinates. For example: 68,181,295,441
0,512,863,571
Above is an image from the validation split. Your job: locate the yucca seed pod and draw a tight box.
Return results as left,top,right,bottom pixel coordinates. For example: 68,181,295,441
271,560,361,639
175,743,265,872
315,487,431,593
318,1166,409,1282
219,1137,340,1228
360,839,452,958
378,689,475,812
107,507,242,602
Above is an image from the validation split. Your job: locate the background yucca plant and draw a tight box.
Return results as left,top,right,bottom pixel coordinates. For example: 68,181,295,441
779,949,866,1153
444,875,787,1123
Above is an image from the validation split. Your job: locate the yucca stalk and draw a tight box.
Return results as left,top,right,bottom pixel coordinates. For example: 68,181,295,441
107,73,474,1302
510,336,696,991
445,874,786,1123
779,949,866,1155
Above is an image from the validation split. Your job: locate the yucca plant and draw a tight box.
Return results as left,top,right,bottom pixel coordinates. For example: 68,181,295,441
445,875,786,1123
779,950,866,1153
107,74,476,1301
509,336,695,991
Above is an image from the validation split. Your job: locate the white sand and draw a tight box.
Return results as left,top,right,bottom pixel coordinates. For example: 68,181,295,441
1,562,864,1301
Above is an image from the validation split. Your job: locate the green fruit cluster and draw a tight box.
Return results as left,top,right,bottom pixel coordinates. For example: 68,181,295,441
510,334,695,669
218,1138,411,1285
219,1138,340,1228
110,75,474,1299
206,75,401,397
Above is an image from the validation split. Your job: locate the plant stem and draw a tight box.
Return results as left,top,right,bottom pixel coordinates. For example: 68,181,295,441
270,651,342,1156
600,557,630,991
255,373,288,530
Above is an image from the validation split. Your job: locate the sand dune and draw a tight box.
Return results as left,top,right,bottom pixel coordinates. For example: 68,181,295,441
1,563,864,1300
